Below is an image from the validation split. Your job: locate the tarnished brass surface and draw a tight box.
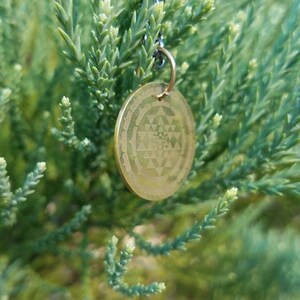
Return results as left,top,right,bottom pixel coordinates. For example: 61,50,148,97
114,82,195,201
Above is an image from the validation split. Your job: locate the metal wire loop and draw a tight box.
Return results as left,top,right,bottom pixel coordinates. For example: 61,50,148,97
157,47,176,101
153,32,166,69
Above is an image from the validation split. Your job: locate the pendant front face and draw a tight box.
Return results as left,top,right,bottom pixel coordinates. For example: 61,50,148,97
114,82,195,201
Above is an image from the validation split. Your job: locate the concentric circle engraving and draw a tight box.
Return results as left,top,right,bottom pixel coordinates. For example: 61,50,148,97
114,82,195,201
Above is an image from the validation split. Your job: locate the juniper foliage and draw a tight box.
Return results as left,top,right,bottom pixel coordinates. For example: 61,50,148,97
0,0,300,298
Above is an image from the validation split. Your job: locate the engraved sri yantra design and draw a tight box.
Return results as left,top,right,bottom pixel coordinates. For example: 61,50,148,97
114,82,195,201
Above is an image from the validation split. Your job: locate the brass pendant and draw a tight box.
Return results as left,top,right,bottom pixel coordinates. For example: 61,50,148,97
114,82,195,201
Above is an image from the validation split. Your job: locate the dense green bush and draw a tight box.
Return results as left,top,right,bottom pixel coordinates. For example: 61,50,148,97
0,0,300,298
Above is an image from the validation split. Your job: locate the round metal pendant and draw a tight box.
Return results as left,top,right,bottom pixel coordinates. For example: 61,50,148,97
114,82,195,201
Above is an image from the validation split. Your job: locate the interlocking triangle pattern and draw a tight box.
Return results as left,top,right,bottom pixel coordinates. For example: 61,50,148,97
136,106,182,176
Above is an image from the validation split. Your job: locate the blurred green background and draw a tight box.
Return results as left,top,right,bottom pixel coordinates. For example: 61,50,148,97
1,0,300,299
